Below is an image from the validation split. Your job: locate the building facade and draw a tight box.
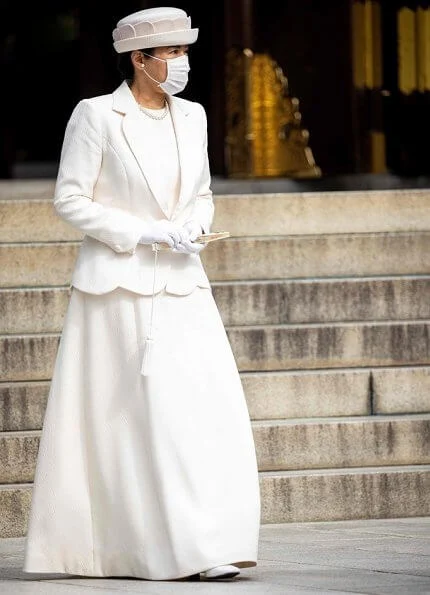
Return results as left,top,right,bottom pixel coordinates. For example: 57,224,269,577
1,0,429,179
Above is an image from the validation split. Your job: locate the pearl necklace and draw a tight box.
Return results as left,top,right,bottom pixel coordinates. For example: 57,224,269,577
138,100,169,120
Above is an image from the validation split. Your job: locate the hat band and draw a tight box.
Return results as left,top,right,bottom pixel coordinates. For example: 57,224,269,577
113,28,199,53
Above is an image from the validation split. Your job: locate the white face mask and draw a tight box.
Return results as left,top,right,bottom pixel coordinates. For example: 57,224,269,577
141,52,190,95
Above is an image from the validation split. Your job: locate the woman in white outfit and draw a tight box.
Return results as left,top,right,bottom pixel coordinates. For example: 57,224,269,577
22,6,261,582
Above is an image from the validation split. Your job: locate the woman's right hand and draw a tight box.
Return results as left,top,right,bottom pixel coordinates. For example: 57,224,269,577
138,220,188,249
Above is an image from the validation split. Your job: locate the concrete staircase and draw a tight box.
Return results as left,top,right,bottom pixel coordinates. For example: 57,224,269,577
1,180,430,538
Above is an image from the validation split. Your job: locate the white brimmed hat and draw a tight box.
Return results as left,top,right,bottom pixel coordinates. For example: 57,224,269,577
112,7,199,53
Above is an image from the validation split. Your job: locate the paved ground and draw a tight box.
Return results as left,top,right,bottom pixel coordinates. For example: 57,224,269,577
1,517,430,594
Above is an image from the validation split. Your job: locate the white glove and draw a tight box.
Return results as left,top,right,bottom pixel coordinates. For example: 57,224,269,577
173,238,205,255
137,220,188,249
172,220,205,254
183,219,204,241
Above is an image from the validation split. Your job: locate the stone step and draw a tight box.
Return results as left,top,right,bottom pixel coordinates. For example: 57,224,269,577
2,366,430,432
201,233,430,282
260,465,430,523
0,430,39,483
214,189,430,237
1,198,82,243
0,243,77,287
0,484,32,537
2,415,429,484
2,232,430,286
2,184,430,241
3,321,430,381
2,464,430,535
1,334,59,382
228,321,430,372
214,276,430,326
0,180,56,201
252,414,430,471
0,287,71,334
0,381,49,432
3,276,430,334
242,366,430,418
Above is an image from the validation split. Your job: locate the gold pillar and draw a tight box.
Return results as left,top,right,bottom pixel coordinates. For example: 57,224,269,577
352,0,383,89
351,0,386,173
398,6,430,95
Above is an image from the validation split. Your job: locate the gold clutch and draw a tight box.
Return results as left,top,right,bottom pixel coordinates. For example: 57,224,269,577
153,231,230,251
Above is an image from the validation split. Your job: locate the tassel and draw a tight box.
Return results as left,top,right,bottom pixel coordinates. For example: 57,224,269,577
140,244,159,377
141,337,154,376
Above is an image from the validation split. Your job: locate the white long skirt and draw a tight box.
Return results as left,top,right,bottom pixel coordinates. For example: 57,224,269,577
22,285,261,580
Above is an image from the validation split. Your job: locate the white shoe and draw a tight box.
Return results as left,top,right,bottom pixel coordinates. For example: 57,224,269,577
200,564,240,579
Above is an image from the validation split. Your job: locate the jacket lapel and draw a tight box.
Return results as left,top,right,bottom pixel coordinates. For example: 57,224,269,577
112,81,194,220
113,81,170,218
166,95,194,216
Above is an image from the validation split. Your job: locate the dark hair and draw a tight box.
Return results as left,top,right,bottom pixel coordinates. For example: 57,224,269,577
116,47,156,81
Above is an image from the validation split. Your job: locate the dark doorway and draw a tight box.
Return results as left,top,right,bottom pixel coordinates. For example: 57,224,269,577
380,0,430,177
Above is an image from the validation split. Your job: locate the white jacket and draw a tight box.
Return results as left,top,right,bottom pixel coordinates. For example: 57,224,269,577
53,80,214,295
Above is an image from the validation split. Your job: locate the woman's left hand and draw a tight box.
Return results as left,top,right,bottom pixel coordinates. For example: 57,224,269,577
172,220,205,254
183,220,203,241
172,238,205,254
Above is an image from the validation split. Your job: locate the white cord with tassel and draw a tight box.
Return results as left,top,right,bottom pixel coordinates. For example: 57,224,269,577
140,243,159,376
